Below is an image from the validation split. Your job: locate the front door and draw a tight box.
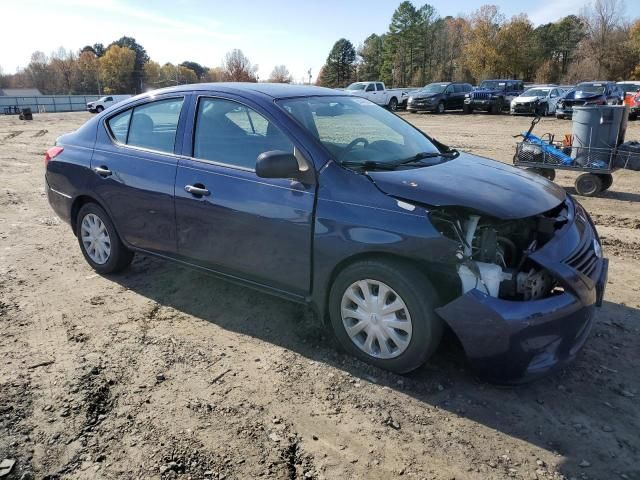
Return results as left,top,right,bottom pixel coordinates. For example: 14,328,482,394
174,96,315,296
90,95,186,254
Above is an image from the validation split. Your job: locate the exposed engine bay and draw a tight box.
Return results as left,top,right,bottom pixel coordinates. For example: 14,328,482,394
431,202,569,300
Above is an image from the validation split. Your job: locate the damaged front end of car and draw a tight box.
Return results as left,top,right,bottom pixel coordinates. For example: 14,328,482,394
429,196,608,384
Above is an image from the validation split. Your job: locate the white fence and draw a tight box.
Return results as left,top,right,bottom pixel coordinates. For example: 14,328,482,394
0,95,101,114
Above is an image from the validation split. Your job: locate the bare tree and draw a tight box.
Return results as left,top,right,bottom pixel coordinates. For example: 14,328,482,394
221,49,257,82
581,0,625,77
268,65,292,83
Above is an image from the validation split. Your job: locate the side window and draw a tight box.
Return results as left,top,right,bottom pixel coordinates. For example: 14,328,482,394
193,97,294,170
127,98,184,153
453,84,464,93
365,84,375,92
444,85,453,94
105,97,113,102
376,83,384,91
107,109,131,143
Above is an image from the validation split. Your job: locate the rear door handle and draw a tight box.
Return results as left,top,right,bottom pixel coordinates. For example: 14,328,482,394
94,166,112,177
184,184,210,196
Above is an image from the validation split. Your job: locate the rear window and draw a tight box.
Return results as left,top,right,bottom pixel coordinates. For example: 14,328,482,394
106,97,184,153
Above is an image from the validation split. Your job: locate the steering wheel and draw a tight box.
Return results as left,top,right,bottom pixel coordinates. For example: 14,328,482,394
339,137,369,160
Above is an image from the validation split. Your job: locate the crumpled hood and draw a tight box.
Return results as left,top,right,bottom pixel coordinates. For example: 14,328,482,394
565,90,602,101
513,95,542,104
367,152,566,219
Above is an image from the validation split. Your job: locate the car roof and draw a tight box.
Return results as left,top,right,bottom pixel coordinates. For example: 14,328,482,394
138,82,344,100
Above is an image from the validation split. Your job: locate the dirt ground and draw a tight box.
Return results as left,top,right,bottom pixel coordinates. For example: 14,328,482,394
0,110,638,480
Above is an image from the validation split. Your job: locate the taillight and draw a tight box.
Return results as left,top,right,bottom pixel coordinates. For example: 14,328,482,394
45,146,64,166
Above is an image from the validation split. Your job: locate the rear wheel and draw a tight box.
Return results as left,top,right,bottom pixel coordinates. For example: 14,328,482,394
329,259,443,374
575,173,603,196
388,97,398,112
76,203,133,274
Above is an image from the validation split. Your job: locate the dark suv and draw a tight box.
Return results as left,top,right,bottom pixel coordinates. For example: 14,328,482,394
407,82,473,113
464,79,524,114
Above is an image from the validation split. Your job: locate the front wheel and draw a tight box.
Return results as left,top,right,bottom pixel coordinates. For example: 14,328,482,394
76,203,133,274
95,105,104,113
436,102,445,114
463,104,473,114
328,259,443,373
388,97,398,112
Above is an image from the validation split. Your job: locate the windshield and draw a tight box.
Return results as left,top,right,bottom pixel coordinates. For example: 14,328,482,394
420,83,448,94
523,88,550,97
346,83,367,91
619,84,640,94
577,84,605,95
278,96,450,169
479,80,506,90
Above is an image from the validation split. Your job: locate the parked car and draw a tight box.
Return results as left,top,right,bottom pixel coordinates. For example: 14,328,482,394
464,79,525,114
510,85,563,116
45,83,607,384
406,82,473,113
555,83,614,119
344,81,408,111
87,95,132,113
624,90,640,120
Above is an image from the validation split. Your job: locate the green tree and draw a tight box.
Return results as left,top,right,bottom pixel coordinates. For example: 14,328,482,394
319,38,356,87
358,34,385,81
381,2,420,86
462,5,504,81
180,61,206,79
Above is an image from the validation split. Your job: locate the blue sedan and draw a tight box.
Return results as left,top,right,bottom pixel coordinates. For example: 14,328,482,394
45,83,608,383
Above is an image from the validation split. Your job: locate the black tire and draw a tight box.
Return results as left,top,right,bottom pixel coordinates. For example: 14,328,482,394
76,203,133,274
436,101,445,114
463,104,473,114
526,167,556,181
574,173,603,197
96,105,104,113
598,173,613,191
388,97,398,112
556,114,565,120
407,109,416,114
538,103,549,117
490,99,503,114
328,259,443,374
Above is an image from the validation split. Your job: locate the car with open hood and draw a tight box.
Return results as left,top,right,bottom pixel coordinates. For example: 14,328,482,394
510,85,564,116
45,83,608,384
407,82,473,113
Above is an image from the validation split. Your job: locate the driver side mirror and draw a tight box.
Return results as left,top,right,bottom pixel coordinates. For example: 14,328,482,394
256,150,302,179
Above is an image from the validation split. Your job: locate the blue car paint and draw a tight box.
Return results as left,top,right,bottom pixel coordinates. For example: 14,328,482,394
45,83,608,384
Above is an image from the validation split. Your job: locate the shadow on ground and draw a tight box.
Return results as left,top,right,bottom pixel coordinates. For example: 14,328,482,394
112,255,640,479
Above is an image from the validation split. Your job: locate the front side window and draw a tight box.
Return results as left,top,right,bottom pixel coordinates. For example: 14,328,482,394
105,97,113,102
193,98,294,169
279,96,448,169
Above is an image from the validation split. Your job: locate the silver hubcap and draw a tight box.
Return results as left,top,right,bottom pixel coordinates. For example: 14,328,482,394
340,279,412,359
81,213,111,265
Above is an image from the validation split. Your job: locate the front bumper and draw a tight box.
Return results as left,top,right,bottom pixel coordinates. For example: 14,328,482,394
511,103,538,115
407,101,436,112
464,98,495,111
436,198,608,384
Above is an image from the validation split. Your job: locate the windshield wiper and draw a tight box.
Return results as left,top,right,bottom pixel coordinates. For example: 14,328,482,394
339,160,398,171
394,149,459,166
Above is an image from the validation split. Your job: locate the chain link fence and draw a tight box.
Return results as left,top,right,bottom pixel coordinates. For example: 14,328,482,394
1,95,101,114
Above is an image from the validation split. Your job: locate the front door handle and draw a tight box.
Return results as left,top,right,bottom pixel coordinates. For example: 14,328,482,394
184,184,210,196
94,166,112,177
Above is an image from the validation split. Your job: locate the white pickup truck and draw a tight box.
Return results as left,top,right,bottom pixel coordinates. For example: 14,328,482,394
87,95,132,113
344,82,408,111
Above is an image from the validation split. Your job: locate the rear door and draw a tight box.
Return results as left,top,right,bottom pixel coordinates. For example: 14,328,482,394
91,95,187,254
174,95,315,296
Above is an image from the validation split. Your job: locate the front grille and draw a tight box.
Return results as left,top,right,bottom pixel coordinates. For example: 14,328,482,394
564,210,599,278
472,92,490,100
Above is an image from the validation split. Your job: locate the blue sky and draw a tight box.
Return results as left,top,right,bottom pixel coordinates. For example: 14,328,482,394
1,0,590,83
